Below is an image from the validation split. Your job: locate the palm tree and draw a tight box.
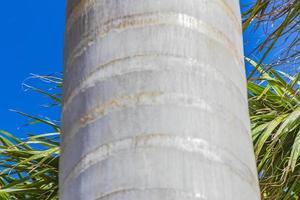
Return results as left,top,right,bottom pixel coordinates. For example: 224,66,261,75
1,69,298,199
61,1,260,199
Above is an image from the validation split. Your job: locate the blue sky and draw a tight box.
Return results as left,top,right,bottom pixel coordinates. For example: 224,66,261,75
0,0,286,135
0,1,65,134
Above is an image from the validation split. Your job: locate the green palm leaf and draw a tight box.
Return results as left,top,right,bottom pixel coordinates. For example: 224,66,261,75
0,75,61,200
247,58,300,200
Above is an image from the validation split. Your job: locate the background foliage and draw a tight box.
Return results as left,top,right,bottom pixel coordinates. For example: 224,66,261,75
0,75,62,200
243,0,299,78
247,58,299,199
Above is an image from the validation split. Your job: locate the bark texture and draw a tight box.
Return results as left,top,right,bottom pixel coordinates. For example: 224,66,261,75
61,0,261,199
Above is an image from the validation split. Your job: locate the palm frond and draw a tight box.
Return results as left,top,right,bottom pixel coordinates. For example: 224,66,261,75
247,58,300,199
243,0,300,78
0,74,61,200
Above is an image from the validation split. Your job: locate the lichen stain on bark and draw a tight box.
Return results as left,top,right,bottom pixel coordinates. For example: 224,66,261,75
61,134,259,194
63,53,245,113
65,12,242,68
76,91,214,129
64,91,251,148
66,0,240,34
79,91,164,125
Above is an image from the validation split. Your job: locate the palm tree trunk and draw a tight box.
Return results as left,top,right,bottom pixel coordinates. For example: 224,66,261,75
60,0,261,199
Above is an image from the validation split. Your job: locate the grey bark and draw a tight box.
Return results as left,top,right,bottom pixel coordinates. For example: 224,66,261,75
60,0,261,199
